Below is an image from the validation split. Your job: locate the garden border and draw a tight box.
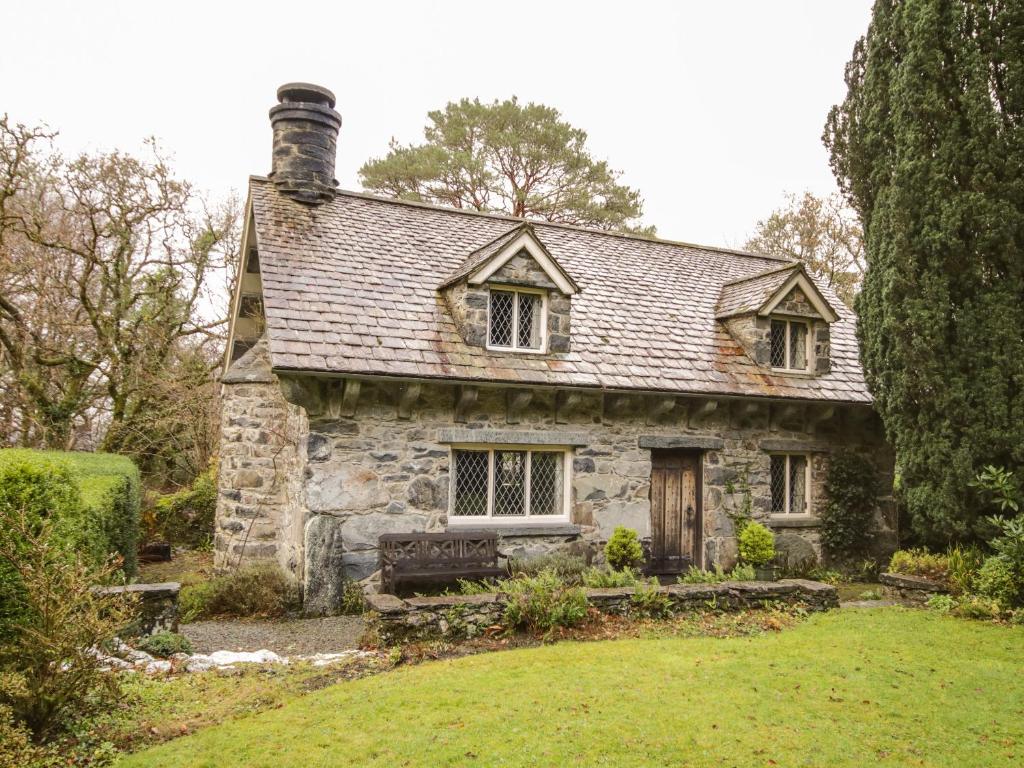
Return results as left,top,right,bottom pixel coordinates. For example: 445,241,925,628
366,579,838,642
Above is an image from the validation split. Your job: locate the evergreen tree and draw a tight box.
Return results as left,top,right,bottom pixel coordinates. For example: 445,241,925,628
360,97,654,235
824,0,1024,544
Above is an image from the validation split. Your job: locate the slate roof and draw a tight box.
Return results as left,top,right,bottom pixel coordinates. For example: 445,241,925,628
248,177,871,403
439,224,527,288
715,264,802,319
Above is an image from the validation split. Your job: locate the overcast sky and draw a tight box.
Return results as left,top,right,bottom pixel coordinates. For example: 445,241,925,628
1,0,872,248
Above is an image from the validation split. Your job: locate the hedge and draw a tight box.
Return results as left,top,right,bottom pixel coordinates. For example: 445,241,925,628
0,449,141,574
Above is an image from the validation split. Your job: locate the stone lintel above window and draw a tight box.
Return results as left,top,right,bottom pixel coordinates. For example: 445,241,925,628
638,435,725,450
437,428,587,446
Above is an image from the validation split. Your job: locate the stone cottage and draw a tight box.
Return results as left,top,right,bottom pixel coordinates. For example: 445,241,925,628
216,83,893,610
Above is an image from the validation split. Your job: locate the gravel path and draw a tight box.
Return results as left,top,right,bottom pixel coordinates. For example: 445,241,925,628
181,615,367,655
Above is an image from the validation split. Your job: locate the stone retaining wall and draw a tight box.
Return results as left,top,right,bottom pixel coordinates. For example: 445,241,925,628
879,572,948,604
366,578,837,643
96,581,180,636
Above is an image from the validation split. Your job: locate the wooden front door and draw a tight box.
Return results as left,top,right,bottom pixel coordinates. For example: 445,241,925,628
649,450,701,573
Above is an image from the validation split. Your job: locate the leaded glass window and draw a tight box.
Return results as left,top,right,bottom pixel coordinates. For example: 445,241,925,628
769,318,810,371
488,289,544,350
450,448,568,521
769,453,810,514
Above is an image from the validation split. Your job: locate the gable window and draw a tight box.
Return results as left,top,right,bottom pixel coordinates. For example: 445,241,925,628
769,319,809,371
770,453,810,514
450,447,568,522
488,288,545,351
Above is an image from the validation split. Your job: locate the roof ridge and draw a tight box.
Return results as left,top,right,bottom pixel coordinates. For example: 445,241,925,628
720,261,802,287
248,176,791,264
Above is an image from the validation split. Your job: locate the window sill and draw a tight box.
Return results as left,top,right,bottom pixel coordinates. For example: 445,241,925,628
446,522,580,538
768,515,821,529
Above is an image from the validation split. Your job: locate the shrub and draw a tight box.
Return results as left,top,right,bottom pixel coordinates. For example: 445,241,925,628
136,631,193,658
0,449,140,575
581,566,645,588
501,570,589,633
150,462,217,548
926,594,956,614
888,548,949,581
677,564,756,584
0,505,137,741
946,545,984,596
806,567,842,585
508,552,587,582
820,451,880,558
456,578,503,595
629,582,671,619
179,563,300,621
339,578,368,615
738,522,775,566
951,595,1003,620
974,556,1019,611
604,527,643,571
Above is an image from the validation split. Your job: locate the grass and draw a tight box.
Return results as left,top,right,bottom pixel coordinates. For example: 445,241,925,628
52,657,387,761
116,609,1024,767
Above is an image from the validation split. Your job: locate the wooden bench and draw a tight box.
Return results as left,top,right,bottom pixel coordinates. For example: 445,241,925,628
378,531,504,594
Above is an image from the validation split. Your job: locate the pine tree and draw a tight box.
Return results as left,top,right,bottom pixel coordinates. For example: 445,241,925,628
824,0,1024,544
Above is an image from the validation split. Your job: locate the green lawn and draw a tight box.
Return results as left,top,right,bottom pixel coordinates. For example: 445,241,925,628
118,609,1023,768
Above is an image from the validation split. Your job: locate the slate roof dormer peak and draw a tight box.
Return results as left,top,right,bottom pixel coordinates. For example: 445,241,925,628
439,222,579,295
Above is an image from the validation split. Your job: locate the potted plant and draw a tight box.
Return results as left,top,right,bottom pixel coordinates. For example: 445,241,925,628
738,522,777,581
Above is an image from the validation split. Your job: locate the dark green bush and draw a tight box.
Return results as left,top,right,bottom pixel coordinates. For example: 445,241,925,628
0,460,101,641
150,463,217,548
501,570,589,633
605,527,643,571
179,563,300,621
820,451,880,558
136,631,193,658
0,449,140,575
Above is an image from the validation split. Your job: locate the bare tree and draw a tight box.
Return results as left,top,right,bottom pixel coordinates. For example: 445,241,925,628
0,115,238,481
745,191,865,307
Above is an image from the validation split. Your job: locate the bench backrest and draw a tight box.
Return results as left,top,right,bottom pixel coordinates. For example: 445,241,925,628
379,532,499,572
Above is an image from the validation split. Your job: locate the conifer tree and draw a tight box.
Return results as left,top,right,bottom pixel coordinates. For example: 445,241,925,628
824,0,1024,544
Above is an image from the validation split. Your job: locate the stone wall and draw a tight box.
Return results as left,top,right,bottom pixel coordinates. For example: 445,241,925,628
880,572,948,605
227,372,894,611
215,338,308,580
96,582,181,636
443,249,572,353
722,286,831,374
366,579,839,643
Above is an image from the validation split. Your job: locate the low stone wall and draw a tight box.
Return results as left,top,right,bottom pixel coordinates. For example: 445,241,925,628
366,579,837,643
96,581,180,636
879,572,948,604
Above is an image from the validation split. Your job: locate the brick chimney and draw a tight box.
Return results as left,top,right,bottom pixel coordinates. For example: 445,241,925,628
268,83,341,204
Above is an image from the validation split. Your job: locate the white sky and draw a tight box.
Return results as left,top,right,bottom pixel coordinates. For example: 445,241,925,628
1,0,872,249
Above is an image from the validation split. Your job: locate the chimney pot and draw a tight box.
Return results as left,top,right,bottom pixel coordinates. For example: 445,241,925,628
268,82,341,204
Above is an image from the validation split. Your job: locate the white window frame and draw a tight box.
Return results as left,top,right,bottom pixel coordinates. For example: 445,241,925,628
448,444,572,525
769,452,812,516
769,317,812,373
486,286,548,354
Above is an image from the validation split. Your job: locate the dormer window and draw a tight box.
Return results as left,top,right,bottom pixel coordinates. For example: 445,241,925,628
488,288,546,352
770,318,810,372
